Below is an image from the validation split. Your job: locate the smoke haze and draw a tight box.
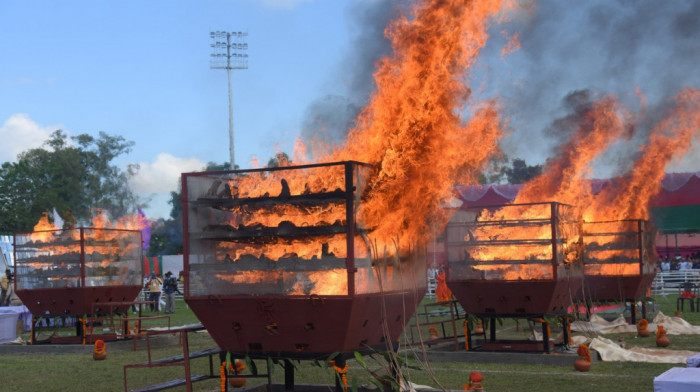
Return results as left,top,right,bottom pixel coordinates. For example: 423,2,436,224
302,0,699,175
474,0,700,175
300,1,398,154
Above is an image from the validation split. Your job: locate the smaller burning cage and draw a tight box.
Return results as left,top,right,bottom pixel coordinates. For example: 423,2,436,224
579,219,656,302
446,202,584,316
13,228,143,316
183,161,427,357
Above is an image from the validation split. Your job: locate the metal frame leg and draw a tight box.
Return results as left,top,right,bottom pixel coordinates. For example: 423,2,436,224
334,356,346,392
284,359,295,391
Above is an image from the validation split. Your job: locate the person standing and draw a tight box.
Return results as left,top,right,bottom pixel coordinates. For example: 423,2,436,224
661,258,670,272
435,267,452,303
1,269,10,306
162,271,181,314
145,273,163,312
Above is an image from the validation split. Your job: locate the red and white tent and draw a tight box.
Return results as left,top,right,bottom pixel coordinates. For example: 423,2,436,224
454,172,700,210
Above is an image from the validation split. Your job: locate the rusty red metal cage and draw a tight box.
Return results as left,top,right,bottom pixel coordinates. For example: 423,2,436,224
182,161,427,358
445,202,584,317
13,228,143,316
579,219,657,302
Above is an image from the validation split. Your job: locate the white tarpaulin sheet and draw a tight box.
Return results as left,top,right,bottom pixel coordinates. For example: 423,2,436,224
571,312,700,335
654,367,700,392
590,337,697,364
571,314,634,334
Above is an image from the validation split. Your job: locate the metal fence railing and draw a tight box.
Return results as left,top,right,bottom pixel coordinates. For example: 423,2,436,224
426,276,437,298
651,270,700,296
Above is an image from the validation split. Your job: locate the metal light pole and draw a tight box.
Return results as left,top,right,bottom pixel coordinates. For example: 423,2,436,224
210,31,248,170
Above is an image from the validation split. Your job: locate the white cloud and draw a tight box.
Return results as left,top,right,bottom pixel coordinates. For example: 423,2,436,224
129,153,207,219
261,0,315,10
129,153,206,194
0,114,57,162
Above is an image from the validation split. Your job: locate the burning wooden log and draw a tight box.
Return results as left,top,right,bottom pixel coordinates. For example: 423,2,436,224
577,220,657,317
446,202,584,316
182,161,428,357
12,228,143,317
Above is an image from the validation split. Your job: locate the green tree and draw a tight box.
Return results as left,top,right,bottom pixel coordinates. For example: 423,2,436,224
478,156,542,185
503,158,542,184
147,217,183,255
205,161,236,172
266,152,290,168
0,130,139,233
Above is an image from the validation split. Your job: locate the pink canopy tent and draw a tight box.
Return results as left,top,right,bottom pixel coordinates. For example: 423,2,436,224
454,172,700,209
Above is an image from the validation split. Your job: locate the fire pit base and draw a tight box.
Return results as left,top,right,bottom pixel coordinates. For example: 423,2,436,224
449,279,580,317
576,274,656,323
465,315,571,354
187,291,423,358
17,286,142,316
580,274,656,303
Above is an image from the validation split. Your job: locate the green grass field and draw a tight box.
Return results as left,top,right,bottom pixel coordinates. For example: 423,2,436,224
0,296,697,392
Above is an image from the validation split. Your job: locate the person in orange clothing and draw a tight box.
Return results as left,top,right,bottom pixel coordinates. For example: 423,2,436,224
435,267,452,302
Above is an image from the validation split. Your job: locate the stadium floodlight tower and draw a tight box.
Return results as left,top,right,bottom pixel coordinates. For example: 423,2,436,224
210,30,248,170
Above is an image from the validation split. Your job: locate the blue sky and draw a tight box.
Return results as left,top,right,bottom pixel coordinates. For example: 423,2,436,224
2,0,699,220
1,0,361,218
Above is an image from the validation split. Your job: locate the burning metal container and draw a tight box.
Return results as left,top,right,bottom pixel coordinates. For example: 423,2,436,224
445,202,584,316
182,161,427,357
13,228,143,316
580,220,656,302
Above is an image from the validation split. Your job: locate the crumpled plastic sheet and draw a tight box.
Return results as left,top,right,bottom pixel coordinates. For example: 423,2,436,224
565,311,700,363
590,337,696,364
571,312,700,335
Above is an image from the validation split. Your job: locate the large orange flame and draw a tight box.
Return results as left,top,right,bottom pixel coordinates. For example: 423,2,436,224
213,0,511,261
513,95,627,210
589,88,700,221
459,96,628,279
18,210,146,286
459,84,700,281
197,1,514,296
466,88,700,279
324,0,510,250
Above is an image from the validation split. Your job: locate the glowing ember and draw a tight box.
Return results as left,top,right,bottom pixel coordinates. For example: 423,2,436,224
448,202,581,281
460,88,700,280
582,220,654,277
14,210,146,291
214,269,348,296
